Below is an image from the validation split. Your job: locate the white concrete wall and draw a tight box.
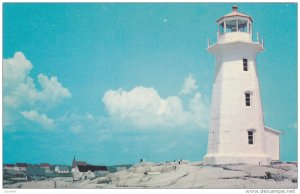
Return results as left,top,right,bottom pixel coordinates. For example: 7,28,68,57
204,35,271,165
218,32,252,44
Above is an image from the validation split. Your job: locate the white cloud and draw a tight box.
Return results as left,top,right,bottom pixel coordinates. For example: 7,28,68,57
37,74,71,104
70,124,83,133
3,52,71,109
20,110,54,129
180,74,198,95
189,92,208,128
3,52,71,127
102,86,208,130
3,52,35,108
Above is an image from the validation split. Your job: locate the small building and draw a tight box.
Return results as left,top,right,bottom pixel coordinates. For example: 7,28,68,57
40,163,51,173
72,156,87,172
73,164,109,180
55,165,70,173
264,126,281,162
4,164,15,170
26,166,45,180
14,163,28,171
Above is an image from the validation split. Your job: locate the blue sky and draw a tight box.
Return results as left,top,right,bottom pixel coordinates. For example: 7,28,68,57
3,3,297,165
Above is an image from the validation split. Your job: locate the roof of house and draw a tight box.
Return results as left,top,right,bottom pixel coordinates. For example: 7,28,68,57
4,164,15,167
76,161,86,165
264,126,281,135
26,166,45,176
77,164,108,172
40,163,50,167
72,161,87,168
16,163,28,167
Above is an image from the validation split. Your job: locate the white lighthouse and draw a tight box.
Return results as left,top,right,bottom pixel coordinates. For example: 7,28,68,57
204,6,280,165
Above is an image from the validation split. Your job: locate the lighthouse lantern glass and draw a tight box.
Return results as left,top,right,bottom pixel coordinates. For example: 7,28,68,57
219,22,224,34
225,19,237,32
238,19,248,32
218,18,251,34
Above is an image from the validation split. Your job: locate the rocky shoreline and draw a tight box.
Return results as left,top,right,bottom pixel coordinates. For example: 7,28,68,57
4,161,298,189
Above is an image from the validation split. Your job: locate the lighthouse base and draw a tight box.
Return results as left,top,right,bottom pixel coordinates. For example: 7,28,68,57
203,153,271,165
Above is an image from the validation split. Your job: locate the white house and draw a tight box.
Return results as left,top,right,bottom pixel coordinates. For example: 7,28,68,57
204,6,280,165
4,164,15,170
55,165,70,173
73,164,109,180
14,163,28,171
40,163,51,173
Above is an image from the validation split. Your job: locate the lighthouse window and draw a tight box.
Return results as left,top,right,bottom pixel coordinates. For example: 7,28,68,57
248,131,254,145
219,22,224,34
238,19,248,32
243,58,248,71
249,23,252,34
226,20,237,32
245,93,251,106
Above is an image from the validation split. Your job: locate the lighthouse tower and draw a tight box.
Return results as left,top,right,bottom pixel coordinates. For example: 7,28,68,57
204,6,274,165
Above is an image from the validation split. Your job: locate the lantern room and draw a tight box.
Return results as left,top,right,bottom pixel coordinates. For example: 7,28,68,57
216,5,253,44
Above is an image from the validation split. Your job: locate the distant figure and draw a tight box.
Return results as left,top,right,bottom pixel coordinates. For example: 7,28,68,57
140,159,143,163
54,181,57,188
